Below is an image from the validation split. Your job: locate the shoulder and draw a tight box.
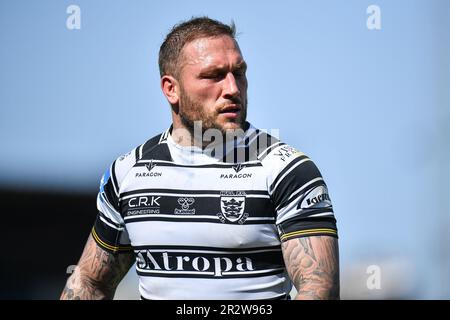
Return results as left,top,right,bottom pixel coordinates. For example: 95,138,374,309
258,138,325,196
108,131,166,186
252,129,309,171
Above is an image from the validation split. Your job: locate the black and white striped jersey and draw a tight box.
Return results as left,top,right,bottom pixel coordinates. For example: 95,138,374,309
93,123,337,300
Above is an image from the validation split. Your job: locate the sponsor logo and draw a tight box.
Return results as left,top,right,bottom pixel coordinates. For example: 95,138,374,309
135,250,254,277
174,197,195,215
135,161,162,177
220,173,252,179
135,171,162,178
127,196,161,215
145,160,156,171
297,185,332,209
273,146,302,162
217,191,248,224
220,163,252,179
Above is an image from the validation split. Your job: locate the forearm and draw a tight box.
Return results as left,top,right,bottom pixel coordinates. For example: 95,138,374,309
283,236,340,300
294,275,339,300
60,268,115,300
60,234,134,300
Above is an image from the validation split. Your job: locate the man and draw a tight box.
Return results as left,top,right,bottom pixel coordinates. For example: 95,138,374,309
61,17,339,300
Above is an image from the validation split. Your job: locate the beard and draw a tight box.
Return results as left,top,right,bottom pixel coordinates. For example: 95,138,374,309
178,89,247,136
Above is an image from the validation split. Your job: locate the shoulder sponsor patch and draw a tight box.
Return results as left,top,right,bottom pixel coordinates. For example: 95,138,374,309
273,145,304,162
297,185,332,209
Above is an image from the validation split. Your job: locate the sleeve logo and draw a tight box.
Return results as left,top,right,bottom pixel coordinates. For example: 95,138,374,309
297,185,332,209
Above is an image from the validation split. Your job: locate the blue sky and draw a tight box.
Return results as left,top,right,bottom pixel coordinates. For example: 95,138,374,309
1,0,449,298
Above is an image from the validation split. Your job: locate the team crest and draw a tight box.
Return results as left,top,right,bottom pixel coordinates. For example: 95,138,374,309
218,191,248,224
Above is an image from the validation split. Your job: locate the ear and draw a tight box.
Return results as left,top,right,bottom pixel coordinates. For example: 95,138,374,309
161,75,180,105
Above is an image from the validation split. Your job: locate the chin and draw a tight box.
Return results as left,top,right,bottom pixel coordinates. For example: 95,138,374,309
219,121,244,132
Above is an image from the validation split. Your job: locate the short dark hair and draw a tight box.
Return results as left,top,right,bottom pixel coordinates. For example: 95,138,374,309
158,17,236,78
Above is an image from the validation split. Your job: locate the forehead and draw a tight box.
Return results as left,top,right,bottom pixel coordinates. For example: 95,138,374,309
180,36,244,70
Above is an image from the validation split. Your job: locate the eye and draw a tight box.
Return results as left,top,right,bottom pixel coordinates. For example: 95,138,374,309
202,72,226,81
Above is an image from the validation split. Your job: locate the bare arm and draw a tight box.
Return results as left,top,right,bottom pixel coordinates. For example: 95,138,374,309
60,234,135,300
281,236,339,300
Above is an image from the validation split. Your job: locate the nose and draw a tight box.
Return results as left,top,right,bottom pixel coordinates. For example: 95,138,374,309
222,72,240,99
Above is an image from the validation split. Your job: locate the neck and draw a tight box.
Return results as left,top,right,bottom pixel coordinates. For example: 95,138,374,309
170,120,249,149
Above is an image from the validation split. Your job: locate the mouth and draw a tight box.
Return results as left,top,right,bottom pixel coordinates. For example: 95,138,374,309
219,104,241,118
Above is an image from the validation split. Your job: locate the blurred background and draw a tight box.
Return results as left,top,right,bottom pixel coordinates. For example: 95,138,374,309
0,0,448,299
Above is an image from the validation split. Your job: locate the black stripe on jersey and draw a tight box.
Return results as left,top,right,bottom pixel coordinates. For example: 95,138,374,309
238,130,281,162
159,127,170,143
135,144,141,162
132,244,281,252
101,182,120,212
255,132,280,157
223,143,252,163
243,127,260,146
219,129,282,163
258,142,286,161
120,188,269,198
134,246,284,279
269,155,310,193
136,268,285,279
275,178,326,211
265,293,289,300
121,190,275,223
92,217,132,253
94,214,122,243
278,217,338,242
140,134,173,162
134,161,262,169
270,159,323,208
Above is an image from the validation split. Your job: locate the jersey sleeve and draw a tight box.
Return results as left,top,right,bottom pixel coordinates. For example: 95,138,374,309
92,150,136,254
262,144,338,242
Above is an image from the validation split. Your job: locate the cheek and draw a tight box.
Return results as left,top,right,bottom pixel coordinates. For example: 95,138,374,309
196,83,222,102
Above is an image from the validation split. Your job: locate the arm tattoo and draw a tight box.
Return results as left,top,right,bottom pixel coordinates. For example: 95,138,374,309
60,234,134,300
282,236,340,300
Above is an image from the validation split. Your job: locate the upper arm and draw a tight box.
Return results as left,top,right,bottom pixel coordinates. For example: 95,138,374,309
62,152,137,300
61,234,134,300
261,144,339,298
281,235,339,300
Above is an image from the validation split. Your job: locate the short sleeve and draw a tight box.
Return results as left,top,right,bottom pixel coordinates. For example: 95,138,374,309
92,160,133,254
262,144,338,242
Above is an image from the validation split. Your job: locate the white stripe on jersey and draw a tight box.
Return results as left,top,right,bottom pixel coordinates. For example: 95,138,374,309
99,216,124,231
124,214,275,222
126,220,281,248
138,273,291,300
136,267,285,277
